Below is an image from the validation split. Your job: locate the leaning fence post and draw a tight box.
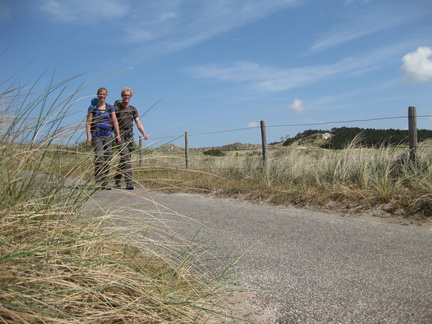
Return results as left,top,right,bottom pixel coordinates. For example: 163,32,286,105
185,131,190,169
260,120,267,165
408,106,417,162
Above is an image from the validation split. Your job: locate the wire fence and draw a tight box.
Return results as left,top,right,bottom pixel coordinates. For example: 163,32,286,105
147,113,432,144
70,107,431,164
133,107,430,168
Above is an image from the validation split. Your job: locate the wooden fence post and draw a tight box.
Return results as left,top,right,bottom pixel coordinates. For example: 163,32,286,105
185,131,190,169
408,106,417,162
260,120,267,165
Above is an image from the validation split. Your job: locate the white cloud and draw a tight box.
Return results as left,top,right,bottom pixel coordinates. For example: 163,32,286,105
130,0,302,56
310,5,422,53
288,99,306,114
185,61,342,92
0,3,11,22
184,44,402,93
344,0,369,5
248,122,259,128
401,47,432,83
40,0,302,56
39,0,129,24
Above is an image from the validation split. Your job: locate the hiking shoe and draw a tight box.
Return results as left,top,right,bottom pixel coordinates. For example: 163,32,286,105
114,182,122,189
101,185,111,190
126,183,134,190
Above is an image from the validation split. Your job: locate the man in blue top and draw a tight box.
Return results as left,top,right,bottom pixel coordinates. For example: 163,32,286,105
86,87,121,189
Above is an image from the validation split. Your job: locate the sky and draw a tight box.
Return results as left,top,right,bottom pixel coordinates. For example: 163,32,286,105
1,0,432,148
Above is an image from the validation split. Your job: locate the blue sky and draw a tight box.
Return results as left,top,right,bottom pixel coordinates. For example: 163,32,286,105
1,0,432,148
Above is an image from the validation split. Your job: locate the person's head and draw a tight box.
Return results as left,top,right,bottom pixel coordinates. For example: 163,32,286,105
121,87,133,105
121,87,133,98
97,87,108,103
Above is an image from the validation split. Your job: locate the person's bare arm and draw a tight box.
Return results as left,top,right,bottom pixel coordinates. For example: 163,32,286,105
86,112,93,147
135,117,149,140
110,112,121,142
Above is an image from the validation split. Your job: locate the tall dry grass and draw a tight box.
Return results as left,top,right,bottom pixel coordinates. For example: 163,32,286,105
137,141,432,219
0,77,241,323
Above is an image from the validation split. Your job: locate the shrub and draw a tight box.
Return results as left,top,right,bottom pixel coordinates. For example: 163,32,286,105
203,148,226,156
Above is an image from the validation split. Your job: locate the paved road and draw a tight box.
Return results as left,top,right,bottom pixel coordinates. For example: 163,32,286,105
87,188,432,323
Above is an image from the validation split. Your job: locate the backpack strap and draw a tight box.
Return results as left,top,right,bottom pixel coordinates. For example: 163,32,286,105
90,104,113,133
92,103,113,115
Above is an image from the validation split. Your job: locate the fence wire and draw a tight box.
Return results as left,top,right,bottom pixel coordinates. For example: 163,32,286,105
149,114,432,141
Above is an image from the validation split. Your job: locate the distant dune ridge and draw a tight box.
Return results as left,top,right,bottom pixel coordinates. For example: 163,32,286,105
154,142,262,153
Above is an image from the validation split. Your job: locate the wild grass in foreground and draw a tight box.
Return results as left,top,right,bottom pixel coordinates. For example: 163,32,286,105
137,142,432,221
0,78,242,323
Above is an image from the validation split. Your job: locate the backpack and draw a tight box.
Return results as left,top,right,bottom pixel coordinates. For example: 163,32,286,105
90,104,113,133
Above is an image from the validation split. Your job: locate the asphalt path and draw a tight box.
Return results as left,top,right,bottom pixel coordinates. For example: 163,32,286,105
86,188,432,323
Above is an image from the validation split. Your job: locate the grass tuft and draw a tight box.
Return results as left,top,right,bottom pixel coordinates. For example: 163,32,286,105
139,143,432,220
0,76,243,323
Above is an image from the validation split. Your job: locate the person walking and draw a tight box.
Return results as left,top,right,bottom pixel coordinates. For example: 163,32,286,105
86,87,121,190
113,87,149,190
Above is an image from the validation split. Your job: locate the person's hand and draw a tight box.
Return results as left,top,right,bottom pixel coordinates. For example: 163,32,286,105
86,138,92,147
117,135,121,143
143,133,149,140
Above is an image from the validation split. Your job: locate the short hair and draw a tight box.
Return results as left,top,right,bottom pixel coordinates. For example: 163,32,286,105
121,87,133,97
97,87,108,95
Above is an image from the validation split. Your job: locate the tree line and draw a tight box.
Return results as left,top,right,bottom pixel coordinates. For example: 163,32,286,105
281,127,432,149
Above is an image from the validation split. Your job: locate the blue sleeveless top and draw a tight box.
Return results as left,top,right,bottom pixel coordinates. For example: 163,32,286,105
88,104,114,136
